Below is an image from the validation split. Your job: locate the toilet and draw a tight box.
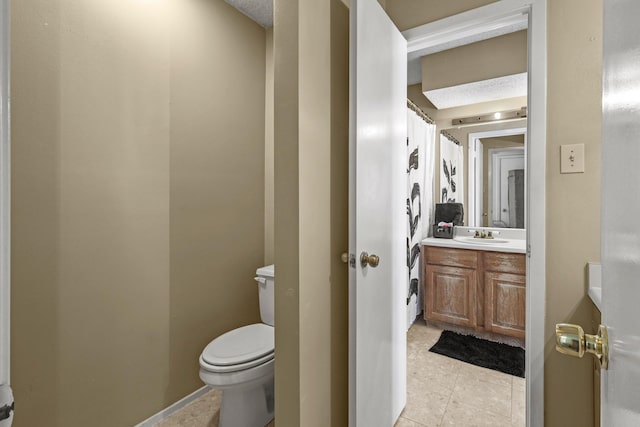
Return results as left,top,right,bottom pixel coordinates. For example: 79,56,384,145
199,265,275,427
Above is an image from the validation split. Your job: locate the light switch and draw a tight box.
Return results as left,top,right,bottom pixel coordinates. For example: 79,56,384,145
560,144,585,173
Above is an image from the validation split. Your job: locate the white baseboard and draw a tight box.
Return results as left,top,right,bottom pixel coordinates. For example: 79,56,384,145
134,386,210,427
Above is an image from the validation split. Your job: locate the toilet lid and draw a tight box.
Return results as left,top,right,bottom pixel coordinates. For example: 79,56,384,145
202,323,274,367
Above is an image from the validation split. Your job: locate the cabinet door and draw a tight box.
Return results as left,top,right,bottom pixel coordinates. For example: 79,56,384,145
425,265,476,328
485,272,526,339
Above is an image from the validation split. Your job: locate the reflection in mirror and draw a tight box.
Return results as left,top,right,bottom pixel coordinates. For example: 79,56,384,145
439,132,464,204
473,128,525,228
443,121,526,229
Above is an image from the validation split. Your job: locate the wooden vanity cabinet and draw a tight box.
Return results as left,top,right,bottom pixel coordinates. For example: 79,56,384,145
424,246,526,340
483,252,526,339
424,247,478,329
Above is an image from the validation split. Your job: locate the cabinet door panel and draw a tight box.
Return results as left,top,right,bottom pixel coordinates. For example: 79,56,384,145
426,265,476,328
485,272,526,339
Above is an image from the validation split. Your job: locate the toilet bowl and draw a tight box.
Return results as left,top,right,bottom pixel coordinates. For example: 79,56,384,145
198,265,275,427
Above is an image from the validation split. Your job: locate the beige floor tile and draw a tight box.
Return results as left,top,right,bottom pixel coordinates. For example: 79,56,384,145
513,376,526,392
441,399,513,427
408,320,442,340
155,389,221,427
395,415,428,427
407,350,460,396
449,371,512,419
400,390,449,427
457,362,513,388
408,324,442,359
408,336,440,360
511,378,526,426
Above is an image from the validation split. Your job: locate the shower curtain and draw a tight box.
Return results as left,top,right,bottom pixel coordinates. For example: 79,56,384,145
439,133,464,204
406,108,436,330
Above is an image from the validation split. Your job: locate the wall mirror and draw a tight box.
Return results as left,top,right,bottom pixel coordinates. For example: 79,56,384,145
469,126,526,228
442,121,527,229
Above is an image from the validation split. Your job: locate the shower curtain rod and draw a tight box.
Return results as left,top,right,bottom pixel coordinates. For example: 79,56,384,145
441,130,461,146
407,99,435,125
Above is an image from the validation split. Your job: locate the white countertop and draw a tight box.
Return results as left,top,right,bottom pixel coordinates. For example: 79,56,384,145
422,226,526,254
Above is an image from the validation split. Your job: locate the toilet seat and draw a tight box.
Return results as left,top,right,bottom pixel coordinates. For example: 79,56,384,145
200,323,274,373
200,352,273,373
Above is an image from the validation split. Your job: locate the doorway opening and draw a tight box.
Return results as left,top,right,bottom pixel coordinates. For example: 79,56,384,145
397,2,546,425
349,0,546,426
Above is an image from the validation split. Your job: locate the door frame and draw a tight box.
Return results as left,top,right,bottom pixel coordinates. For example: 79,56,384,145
468,137,483,227
468,127,527,228
0,0,10,387
403,1,546,426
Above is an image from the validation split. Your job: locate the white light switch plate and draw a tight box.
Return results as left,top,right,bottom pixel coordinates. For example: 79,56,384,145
560,143,585,173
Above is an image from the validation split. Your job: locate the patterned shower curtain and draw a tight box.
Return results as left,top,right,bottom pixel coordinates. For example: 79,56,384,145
439,133,464,204
406,108,436,330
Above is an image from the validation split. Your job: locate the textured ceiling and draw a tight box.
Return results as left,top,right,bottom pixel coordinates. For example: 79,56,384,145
225,0,273,28
424,73,528,110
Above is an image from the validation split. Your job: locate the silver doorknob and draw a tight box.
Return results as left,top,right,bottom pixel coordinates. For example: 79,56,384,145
360,252,380,268
555,323,609,369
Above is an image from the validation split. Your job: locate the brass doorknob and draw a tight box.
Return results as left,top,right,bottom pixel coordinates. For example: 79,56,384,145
360,252,380,268
555,323,609,369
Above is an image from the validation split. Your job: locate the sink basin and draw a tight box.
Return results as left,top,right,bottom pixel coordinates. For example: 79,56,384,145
454,236,509,245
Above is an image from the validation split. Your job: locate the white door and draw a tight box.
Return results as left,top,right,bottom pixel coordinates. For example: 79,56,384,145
0,0,12,425
349,0,407,426
600,0,640,424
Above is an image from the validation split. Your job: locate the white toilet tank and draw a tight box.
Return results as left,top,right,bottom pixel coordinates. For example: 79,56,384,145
255,265,275,326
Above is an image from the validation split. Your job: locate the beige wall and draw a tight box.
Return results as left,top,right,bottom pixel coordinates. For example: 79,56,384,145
168,0,266,406
273,0,301,424
274,0,349,425
11,1,265,426
422,30,527,92
265,29,275,264
386,0,497,31
545,1,602,426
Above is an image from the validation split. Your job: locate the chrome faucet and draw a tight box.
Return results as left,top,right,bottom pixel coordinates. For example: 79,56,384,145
469,229,500,239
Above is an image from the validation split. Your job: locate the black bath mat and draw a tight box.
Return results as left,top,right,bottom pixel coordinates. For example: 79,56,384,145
429,330,525,377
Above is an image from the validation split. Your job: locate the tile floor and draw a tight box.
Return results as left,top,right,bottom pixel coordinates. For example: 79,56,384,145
397,320,525,427
155,320,525,427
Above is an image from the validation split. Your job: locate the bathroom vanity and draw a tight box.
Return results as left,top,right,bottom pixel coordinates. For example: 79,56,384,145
421,228,526,345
